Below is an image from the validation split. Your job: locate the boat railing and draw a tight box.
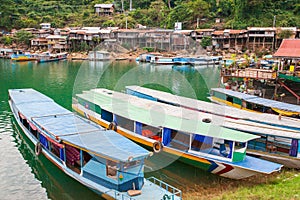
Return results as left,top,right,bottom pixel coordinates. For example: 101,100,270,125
147,176,182,200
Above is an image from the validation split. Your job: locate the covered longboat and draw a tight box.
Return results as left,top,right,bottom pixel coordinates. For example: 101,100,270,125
210,88,300,117
9,88,182,200
73,88,282,179
125,85,300,168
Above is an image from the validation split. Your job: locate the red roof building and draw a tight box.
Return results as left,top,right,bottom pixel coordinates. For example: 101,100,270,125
273,39,300,59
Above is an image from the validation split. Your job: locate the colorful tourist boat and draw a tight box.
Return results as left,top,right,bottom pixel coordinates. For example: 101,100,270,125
210,88,300,117
36,52,68,63
9,88,182,200
11,52,36,62
125,85,300,168
73,88,282,179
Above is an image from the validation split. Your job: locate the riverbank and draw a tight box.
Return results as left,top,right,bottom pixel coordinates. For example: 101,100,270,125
183,169,299,200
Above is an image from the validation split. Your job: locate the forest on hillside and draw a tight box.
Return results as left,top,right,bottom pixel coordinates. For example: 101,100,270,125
0,0,299,30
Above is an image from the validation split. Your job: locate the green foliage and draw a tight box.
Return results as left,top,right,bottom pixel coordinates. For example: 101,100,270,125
200,36,212,49
1,36,13,45
0,0,299,30
142,47,155,52
277,30,293,39
14,30,34,46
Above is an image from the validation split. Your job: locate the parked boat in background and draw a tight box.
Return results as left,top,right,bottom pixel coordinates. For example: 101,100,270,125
36,52,68,63
210,88,300,117
11,51,36,62
125,85,300,168
9,88,182,200
73,88,282,179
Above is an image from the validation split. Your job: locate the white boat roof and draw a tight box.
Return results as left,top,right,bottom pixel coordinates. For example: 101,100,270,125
77,89,260,142
125,85,300,131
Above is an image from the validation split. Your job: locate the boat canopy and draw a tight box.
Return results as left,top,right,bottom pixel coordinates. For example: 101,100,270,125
211,88,300,113
61,129,150,163
76,89,260,143
10,88,150,163
9,89,70,118
9,88,54,105
126,85,300,130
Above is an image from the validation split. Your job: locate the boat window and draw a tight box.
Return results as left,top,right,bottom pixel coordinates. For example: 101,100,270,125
115,114,134,132
226,96,233,104
168,130,189,151
141,124,161,140
106,160,118,179
101,109,113,122
124,160,141,171
49,142,60,158
65,144,81,174
191,134,213,153
234,142,246,151
213,91,226,100
82,151,92,167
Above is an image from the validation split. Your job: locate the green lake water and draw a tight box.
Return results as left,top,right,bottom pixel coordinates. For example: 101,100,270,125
0,59,225,199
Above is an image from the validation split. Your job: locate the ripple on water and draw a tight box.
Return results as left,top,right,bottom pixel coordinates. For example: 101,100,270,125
0,107,48,200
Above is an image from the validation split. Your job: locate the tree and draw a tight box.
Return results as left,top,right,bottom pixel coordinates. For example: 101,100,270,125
14,30,34,46
277,30,293,39
200,36,212,49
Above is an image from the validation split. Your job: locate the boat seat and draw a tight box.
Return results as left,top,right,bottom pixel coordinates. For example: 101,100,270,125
127,190,142,196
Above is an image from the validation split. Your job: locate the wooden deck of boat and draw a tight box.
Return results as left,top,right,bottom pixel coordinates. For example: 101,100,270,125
106,178,181,200
125,85,300,131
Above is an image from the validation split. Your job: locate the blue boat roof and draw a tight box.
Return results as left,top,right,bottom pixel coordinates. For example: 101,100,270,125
61,130,150,162
9,88,54,105
9,89,70,118
9,88,150,162
211,88,257,100
211,88,300,113
32,114,103,137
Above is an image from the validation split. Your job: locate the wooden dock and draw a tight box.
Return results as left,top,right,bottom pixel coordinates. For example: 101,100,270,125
221,68,277,80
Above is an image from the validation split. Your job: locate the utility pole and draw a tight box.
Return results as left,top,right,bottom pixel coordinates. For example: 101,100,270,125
129,0,132,11
197,18,199,29
273,15,276,27
121,0,124,12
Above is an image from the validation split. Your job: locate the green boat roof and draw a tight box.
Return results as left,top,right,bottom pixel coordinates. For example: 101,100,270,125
76,89,260,142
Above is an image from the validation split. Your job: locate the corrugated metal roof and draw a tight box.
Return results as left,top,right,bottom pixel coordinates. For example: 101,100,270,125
77,89,260,142
273,39,300,58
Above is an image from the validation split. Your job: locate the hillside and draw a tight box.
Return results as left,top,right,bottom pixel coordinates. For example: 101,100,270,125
0,0,299,30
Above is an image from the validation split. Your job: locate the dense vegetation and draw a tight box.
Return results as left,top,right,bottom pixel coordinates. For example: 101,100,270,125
0,0,299,30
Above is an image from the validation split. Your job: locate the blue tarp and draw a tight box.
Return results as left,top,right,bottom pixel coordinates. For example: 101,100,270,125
211,88,300,113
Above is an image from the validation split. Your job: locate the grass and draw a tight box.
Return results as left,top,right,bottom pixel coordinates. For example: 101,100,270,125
183,169,300,200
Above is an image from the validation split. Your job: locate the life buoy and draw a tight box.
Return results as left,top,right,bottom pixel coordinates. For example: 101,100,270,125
108,122,117,131
35,142,42,156
153,141,163,153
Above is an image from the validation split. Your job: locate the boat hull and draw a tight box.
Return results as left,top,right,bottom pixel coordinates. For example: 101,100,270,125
37,57,66,63
73,103,279,180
